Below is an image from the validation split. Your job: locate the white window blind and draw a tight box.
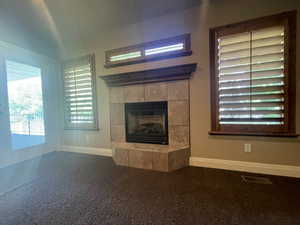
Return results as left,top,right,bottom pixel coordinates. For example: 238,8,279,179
63,55,98,130
217,26,285,126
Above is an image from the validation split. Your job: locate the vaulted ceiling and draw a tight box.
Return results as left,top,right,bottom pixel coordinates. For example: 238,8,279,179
0,0,201,56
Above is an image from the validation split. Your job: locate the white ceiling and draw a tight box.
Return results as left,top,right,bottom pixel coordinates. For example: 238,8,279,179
0,0,201,55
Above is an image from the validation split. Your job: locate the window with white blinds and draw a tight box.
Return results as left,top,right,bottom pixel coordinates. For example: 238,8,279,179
63,54,98,130
210,11,296,136
218,26,285,126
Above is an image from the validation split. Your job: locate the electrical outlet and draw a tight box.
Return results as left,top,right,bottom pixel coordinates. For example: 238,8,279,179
244,144,251,153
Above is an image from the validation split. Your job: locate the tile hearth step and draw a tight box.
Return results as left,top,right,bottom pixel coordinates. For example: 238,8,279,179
112,143,190,172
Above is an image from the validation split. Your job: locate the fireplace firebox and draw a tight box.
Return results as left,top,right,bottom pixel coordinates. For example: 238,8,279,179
125,101,168,145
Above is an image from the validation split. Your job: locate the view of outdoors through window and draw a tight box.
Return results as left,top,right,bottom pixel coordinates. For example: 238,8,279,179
6,60,45,150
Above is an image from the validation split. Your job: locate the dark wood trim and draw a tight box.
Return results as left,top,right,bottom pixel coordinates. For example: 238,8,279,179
211,10,297,36
89,53,100,130
105,34,192,68
286,11,297,134
209,131,299,138
209,11,297,136
209,28,219,132
100,63,197,87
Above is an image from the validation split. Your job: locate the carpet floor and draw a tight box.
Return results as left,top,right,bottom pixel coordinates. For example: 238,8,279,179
0,152,299,225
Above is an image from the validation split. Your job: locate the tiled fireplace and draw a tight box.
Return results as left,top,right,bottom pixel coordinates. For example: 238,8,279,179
101,64,197,172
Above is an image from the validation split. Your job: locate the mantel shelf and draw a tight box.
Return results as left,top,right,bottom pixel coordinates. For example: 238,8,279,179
99,63,197,87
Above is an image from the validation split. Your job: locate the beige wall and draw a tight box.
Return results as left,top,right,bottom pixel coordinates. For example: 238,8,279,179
0,17,58,59
63,0,300,166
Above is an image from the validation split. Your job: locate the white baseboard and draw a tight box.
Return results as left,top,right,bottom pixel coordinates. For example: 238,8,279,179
60,145,112,157
190,157,300,178
57,147,300,178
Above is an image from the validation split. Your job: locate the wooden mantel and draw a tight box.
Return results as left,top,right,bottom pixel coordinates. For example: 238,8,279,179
99,63,197,87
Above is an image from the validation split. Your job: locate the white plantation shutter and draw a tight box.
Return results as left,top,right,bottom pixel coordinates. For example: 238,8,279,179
63,55,98,130
218,26,285,126
210,11,297,136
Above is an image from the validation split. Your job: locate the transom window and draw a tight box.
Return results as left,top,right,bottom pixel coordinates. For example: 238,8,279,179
209,11,297,136
105,34,191,68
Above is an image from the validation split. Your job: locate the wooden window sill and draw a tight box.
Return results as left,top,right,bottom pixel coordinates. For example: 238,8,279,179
208,131,299,137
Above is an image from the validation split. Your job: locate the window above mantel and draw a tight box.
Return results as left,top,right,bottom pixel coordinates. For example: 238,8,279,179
105,34,192,68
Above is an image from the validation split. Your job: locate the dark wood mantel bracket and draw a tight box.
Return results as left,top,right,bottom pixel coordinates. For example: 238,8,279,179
99,63,197,87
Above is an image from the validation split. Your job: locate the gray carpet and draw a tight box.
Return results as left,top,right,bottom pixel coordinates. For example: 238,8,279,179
0,152,299,225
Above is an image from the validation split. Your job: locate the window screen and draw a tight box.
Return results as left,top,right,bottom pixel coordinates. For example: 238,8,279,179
210,11,296,136
63,54,98,130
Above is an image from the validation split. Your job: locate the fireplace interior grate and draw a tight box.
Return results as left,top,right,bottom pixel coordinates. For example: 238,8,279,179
241,175,272,184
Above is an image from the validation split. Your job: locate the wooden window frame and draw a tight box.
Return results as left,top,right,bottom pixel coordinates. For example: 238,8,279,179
63,54,99,131
104,34,192,68
209,11,298,137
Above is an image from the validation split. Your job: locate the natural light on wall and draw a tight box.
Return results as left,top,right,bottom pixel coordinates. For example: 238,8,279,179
6,60,45,150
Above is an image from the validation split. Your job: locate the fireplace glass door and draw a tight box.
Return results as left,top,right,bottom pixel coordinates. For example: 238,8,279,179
125,101,168,145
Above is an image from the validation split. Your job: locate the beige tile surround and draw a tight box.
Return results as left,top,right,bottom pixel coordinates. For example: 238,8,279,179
109,80,190,172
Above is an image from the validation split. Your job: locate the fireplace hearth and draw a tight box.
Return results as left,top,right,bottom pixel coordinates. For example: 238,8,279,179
101,63,197,172
125,101,168,145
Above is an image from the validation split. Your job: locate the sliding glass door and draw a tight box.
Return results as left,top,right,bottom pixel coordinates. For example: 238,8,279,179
1,58,45,150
